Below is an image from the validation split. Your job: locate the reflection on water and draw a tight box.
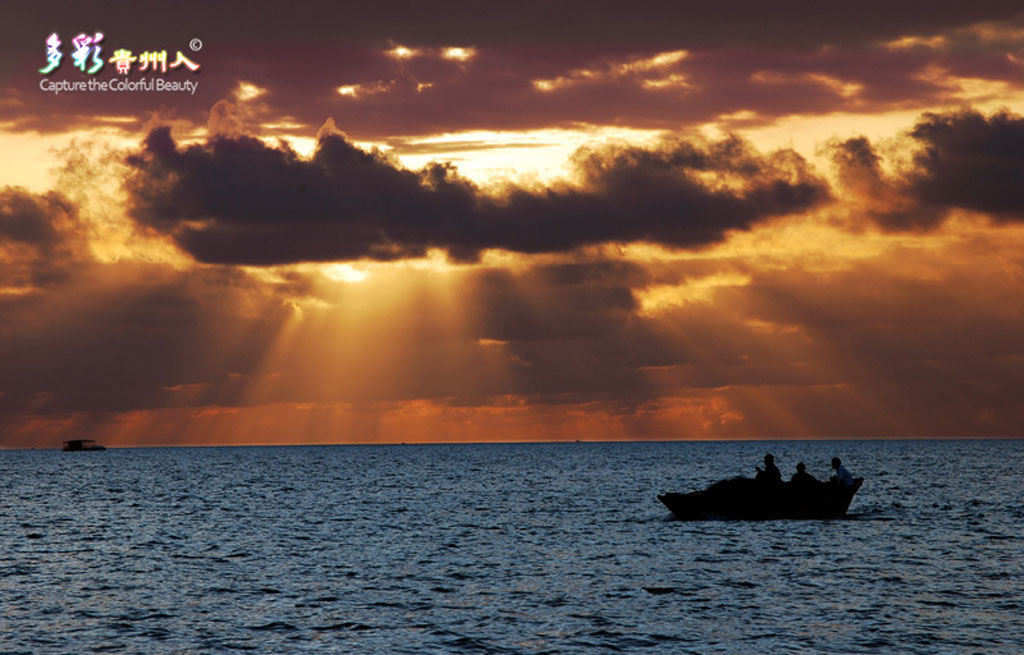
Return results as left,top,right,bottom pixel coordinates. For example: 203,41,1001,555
1,439,1022,654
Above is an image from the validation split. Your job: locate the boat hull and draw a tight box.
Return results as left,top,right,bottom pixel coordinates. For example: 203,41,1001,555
659,477,863,520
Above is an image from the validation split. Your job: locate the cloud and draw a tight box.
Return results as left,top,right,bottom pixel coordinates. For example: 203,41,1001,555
0,187,85,291
9,101,1024,445
4,5,1022,147
207,99,251,139
0,185,296,422
880,14,1024,52
5,202,1024,442
0,259,294,417
908,108,1024,219
829,108,1024,230
0,188,69,246
123,127,827,264
828,135,926,229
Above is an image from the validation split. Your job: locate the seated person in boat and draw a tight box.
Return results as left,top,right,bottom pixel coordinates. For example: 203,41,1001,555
755,453,782,484
790,461,818,486
830,457,855,486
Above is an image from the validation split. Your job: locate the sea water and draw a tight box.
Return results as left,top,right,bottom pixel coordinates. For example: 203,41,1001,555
1,439,1021,654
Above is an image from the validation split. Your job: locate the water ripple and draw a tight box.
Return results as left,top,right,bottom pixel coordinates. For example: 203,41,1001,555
2,440,1023,654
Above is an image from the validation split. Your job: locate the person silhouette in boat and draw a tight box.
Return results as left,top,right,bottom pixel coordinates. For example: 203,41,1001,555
790,462,818,487
755,453,782,484
830,457,855,486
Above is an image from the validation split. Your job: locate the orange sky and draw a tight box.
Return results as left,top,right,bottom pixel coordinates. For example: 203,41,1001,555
2,2,1024,447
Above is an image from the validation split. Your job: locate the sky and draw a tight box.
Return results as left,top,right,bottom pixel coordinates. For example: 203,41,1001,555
2,1,1024,447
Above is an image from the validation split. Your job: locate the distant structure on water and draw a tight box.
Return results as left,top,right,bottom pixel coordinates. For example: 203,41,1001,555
61,440,106,452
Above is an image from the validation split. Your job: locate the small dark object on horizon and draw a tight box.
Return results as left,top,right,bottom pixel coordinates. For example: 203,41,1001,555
61,439,106,452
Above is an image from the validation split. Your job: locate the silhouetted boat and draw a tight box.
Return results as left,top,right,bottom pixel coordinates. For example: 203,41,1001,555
658,476,863,520
61,439,106,452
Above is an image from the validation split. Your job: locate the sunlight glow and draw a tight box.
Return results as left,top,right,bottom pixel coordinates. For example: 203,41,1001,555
881,34,950,51
442,47,476,61
0,127,138,192
642,73,690,90
336,81,391,98
915,65,1019,103
262,119,308,131
532,49,689,93
320,263,370,283
618,50,688,73
235,81,267,101
93,115,140,124
387,45,419,59
751,71,863,99
390,126,665,184
636,273,753,315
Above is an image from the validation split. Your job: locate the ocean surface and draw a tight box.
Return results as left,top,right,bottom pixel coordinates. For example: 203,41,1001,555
1,439,1022,654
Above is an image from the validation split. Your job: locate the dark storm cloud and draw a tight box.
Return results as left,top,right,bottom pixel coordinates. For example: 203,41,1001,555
0,187,83,289
830,109,1024,230
123,128,827,264
0,188,73,247
908,109,1024,220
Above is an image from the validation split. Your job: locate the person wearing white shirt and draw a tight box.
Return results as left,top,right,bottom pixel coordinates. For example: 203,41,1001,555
831,457,854,486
